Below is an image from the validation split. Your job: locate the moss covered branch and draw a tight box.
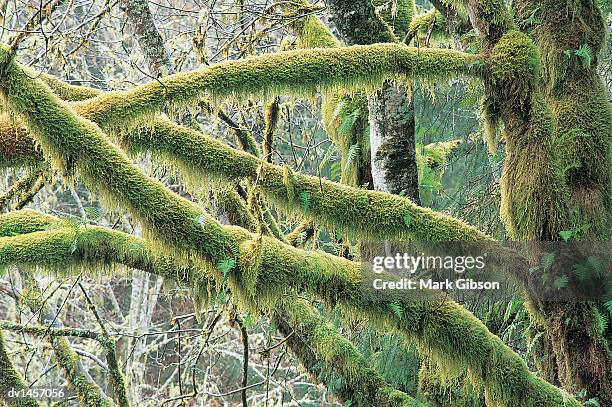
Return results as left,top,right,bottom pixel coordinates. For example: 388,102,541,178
68,43,481,131
0,210,417,406
0,43,583,407
0,78,490,242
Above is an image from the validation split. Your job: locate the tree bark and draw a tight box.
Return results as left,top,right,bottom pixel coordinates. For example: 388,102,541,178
326,0,421,203
120,0,174,77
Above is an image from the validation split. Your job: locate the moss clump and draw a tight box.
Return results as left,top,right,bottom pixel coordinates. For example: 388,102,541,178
408,9,448,42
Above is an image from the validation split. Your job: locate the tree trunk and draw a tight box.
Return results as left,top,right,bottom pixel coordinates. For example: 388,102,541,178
368,82,420,203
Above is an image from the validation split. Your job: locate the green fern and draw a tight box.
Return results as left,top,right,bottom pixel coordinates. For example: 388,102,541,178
594,309,609,334
553,275,569,290
344,143,360,173
574,44,593,68
218,258,236,280
388,302,403,319
584,398,601,407
300,191,311,215
319,144,338,172
604,300,612,315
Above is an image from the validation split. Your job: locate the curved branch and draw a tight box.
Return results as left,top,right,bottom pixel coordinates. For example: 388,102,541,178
0,82,490,242
69,43,481,131
0,210,420,406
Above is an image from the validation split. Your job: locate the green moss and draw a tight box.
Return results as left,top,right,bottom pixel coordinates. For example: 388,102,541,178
67,44,481,132
51,337,114,407
513,0,611,239
372,0,416,39
408,9,448,42
39,73,101,101
483,31,572,240
445,0,514,43
418,358,484,406
0,49,237,267
126,117,491,242
0,211,583,406
0,113,42,169
285,218,315,247
280,300,423,406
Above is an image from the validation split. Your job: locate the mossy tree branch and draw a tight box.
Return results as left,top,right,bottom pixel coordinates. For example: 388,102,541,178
0,217,582,407
0,32,587,407
0,210,420,406
68,43,482,131
0,75,490,242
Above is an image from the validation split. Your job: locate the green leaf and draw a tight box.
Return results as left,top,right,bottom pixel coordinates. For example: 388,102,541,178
559,230,572,241
319,144,338,172
575,44,593,68
574,263,590,282
503,300,523,322
403,213,412,227
344,143,360,173
218,258,236,280
70,236,79,254
594,309,609,334
300,191,311,215
604,300,612,315
541,252,555,271
553,275,568,290
584,397,601,407
586,256,602,272
388,302,403,319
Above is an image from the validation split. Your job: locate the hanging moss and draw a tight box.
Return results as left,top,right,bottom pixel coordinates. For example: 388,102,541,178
512,0,611,240
0,209,583,407
0,211,415,407
0,46,238,269
483,31,572,240
126,117,491,241
0,221,582,407
0,40,585,407
279,300,424,406
0,113,42,169
66,43,482,132
418,358,484,407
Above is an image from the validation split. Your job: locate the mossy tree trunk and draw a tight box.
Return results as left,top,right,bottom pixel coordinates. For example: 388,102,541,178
454,0,612,402
512,0,612,402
